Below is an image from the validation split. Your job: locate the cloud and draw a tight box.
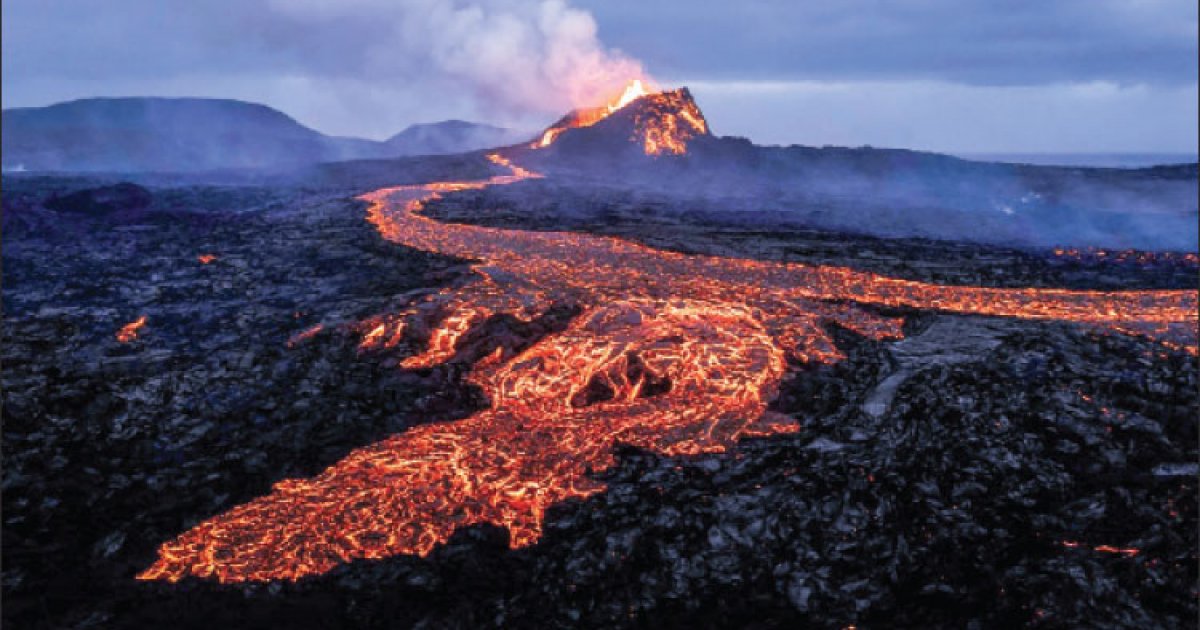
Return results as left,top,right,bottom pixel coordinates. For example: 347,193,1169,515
689,79,1199,153
1,0,654,137
2,1,645,117
579,0,1198,86
2,0,1196,150
261,0,646,114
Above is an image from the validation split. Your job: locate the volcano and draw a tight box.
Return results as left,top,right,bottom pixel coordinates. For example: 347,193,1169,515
531,83,713,157
507,82,1197,252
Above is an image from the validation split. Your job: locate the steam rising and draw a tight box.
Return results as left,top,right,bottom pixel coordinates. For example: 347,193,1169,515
272,0,647,116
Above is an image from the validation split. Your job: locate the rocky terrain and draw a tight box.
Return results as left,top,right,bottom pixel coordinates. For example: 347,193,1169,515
423,178,1199,291
2,170,1197,629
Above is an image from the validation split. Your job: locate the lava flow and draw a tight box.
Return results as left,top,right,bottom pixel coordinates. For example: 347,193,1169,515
116,315,147,343
140,96,1196,584
1061,540,1140,557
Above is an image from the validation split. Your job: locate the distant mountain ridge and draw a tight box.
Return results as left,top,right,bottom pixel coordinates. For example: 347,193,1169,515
383,120,523,156
1,97,526,173
954,153,1200,169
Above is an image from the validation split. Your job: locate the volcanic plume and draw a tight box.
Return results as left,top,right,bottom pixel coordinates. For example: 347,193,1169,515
139,87,1197,584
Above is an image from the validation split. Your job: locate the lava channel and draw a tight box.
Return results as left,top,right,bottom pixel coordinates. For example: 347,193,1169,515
140,153,1198,583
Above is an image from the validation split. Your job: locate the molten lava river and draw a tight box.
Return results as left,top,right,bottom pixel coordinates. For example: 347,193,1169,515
140,153,1198,584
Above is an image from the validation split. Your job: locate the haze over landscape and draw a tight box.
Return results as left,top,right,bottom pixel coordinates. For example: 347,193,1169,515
3,2,1198,629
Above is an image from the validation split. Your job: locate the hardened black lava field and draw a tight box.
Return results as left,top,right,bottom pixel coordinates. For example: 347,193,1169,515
3,151,1197,627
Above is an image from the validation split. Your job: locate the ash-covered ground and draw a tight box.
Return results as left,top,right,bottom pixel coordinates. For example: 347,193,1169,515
3,171,1197,629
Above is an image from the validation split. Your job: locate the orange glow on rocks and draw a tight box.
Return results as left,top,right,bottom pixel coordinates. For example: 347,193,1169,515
632,88,709,155
1092,545,1141,557
116,315,147,343
286,323,325,348
1062,540,1141,557
139,154,1197,584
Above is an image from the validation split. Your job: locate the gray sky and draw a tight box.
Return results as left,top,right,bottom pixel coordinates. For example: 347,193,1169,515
3,0,1196,152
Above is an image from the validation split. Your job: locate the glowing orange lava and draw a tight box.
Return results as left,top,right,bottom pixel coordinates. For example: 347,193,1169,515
140,153,1197,584
631,88,708,155
116,315,147,343
286,323,324,348
535,79,654,148
533,81,708,155
1052,247,1199,267
198,254,218,264
1061,541,1141,557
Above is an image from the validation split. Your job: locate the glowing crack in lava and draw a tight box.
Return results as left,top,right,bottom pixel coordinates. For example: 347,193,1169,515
116,315,147,343
140,151,1197,583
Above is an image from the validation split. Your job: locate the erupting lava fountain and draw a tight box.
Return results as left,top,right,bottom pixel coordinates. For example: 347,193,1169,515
140,81,1197,584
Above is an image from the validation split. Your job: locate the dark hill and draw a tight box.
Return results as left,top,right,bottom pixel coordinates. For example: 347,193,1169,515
383,120,526,157
511,88,1198,251
1,98,521,173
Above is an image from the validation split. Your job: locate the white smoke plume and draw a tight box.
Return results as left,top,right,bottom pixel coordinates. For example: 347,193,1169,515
270,0,648,115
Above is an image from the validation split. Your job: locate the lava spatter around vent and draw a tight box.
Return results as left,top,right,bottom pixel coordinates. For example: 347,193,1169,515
532,80,710,155
139,152,1197,584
